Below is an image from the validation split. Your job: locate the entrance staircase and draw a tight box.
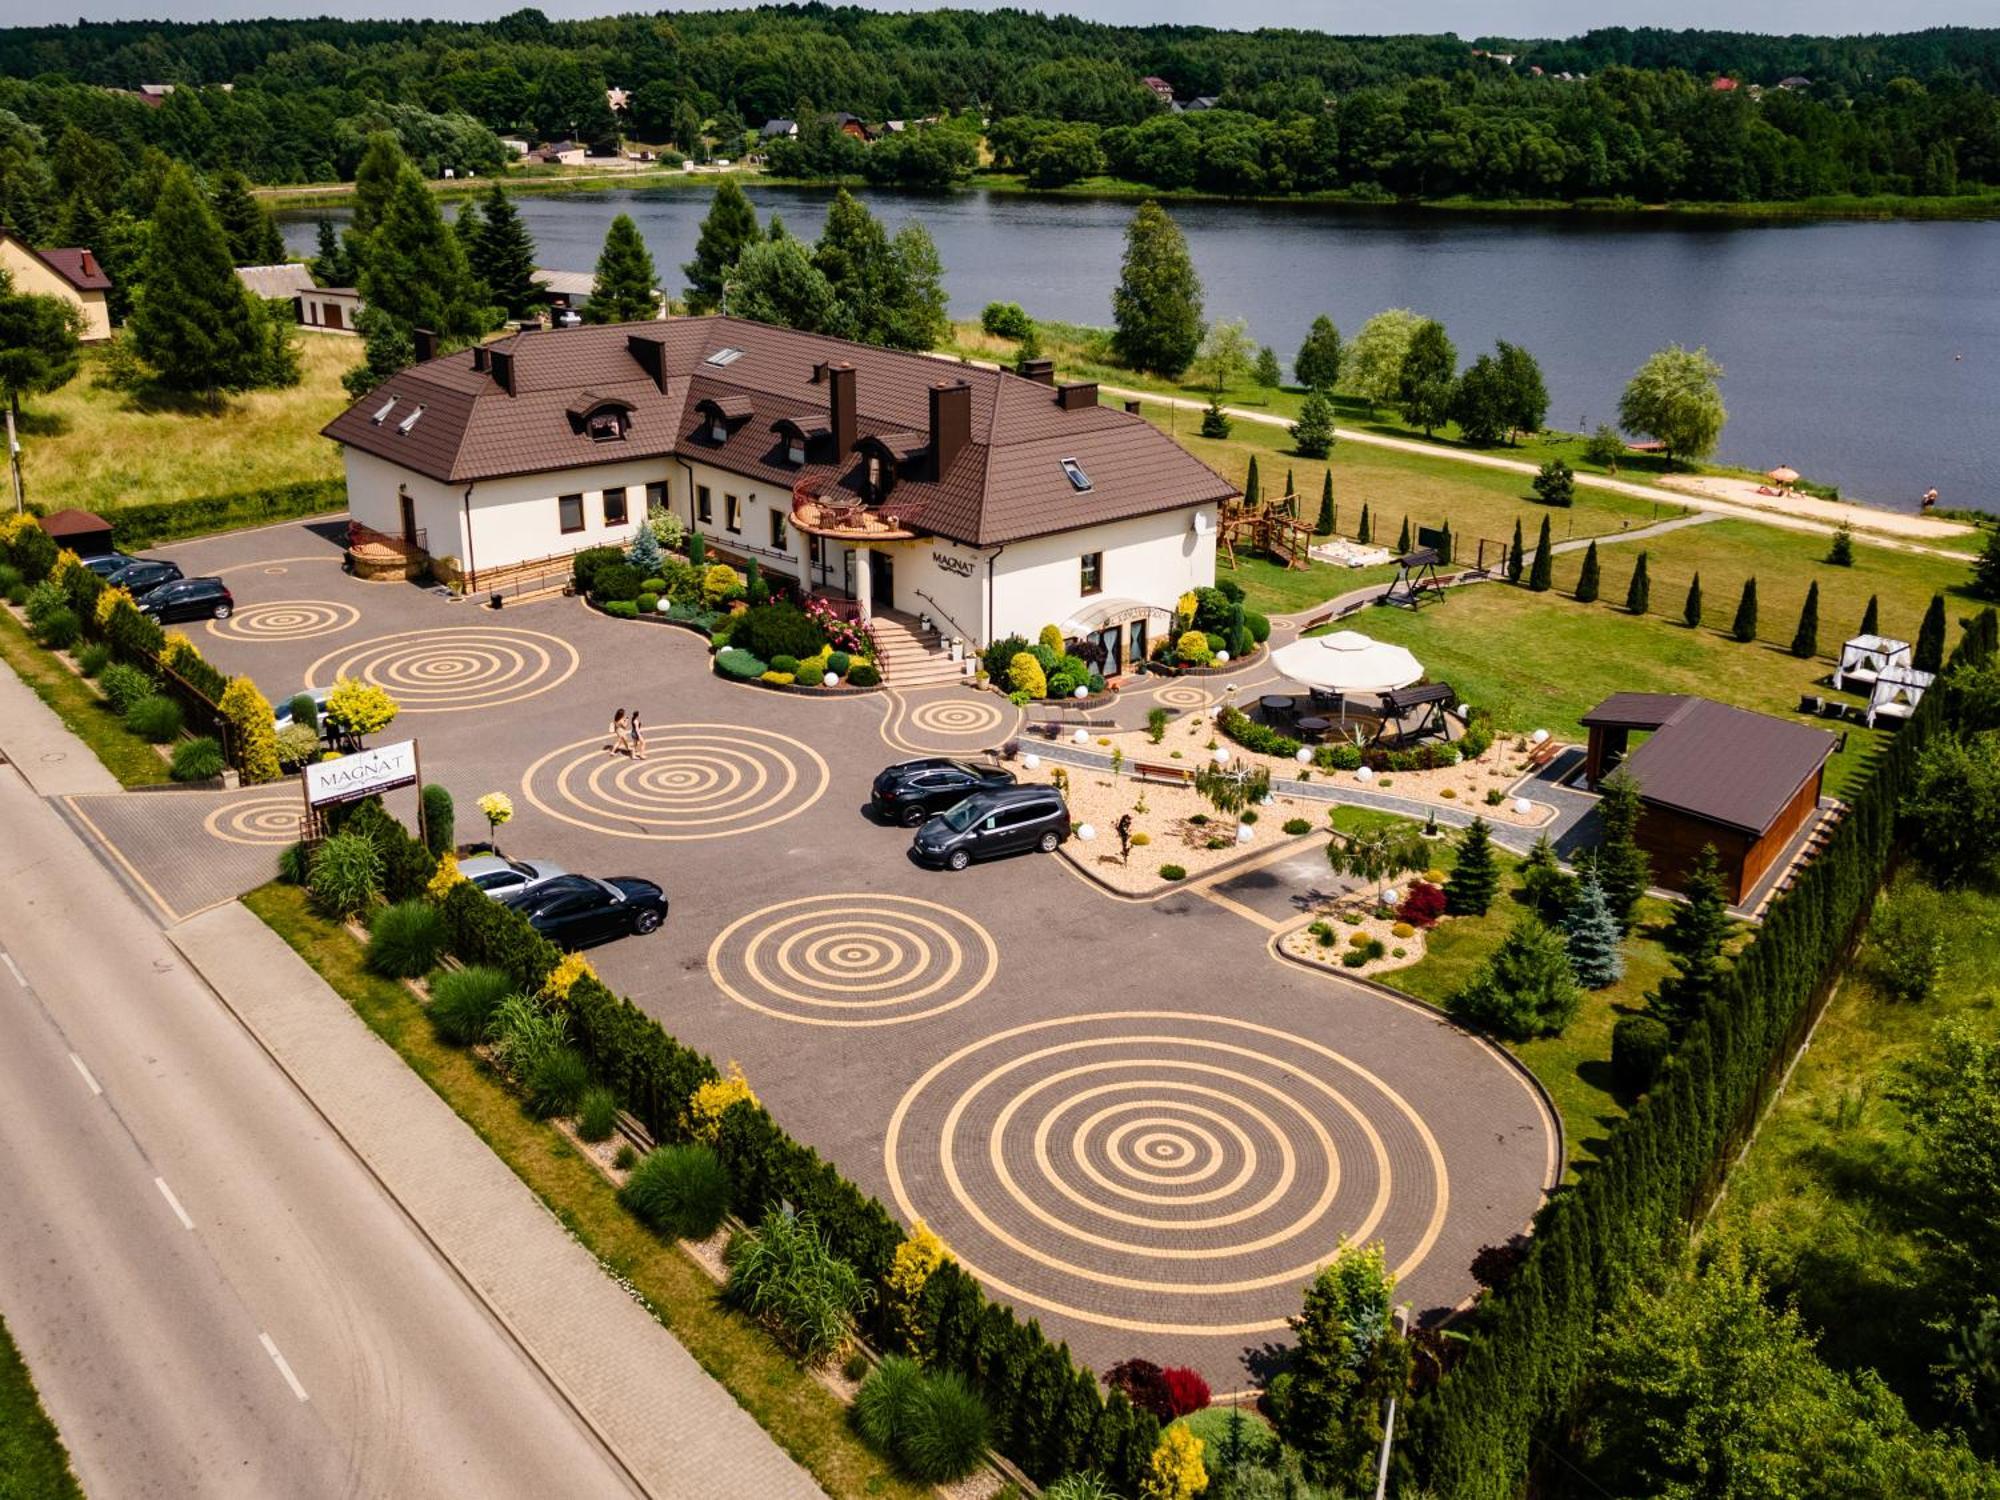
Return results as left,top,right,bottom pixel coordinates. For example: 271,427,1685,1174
870,609,967,689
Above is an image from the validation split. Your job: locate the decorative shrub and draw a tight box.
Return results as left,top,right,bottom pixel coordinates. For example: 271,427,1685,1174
1175,630,1213,667
715,647,768,681
1217,705,1300,759
621,1143,732,1239
275,722,320,769
853,1354,926,1454
769,653,800,675
759,670,796,685
309,830,383,919
124,694,183,742
34,605,81,648
604,600,639,619
77,641,112,676
732,601,825,662
1348,930,1373,948
1141,1424,1208,1500
219,676,282,784
982,633,1032,684
1611,1015,1672,1095
1009,651,1048,698
24,579,64,624
897,1370,991,1484
366,899,450,977
570,544,624,594
1160,864,1187,881
686,1061,759,1142
417,784,454,859
325,677,399,738
527,1045,592,1118
1160,1366,1211,1418
170,736,225,781
635,592,658,614
487,991,569,1082
1107,1358,1175,1420
276,839,312,885
886,1222,948,1353
1392,921,1416,940
827,650,852,677
428,965,513,1045
1130,831,1151,846
1341,949,1369,967
613,1143,638,1171
1315,743,1364,772
1397,881,1448,928
1283,818,1312,835
724,1208,871,1366
590,562,645,604
847,662,880,688
1245,610,1272,643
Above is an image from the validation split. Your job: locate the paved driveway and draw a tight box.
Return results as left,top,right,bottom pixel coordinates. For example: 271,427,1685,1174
128,521,1557,1389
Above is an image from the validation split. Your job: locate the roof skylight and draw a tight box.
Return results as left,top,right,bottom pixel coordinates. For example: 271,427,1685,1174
704,346,745,367
1060,457,1092,492
396,405,424,435
369,397,396,425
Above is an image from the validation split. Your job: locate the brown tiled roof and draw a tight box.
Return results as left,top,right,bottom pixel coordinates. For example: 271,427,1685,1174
39,246,112,291
1580,692,1694,731
322,316,1237,547
39,508,112,537
1590,694,1837,836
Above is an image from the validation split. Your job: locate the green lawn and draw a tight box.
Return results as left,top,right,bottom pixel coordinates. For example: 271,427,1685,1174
0,1311,80,1500
0,609,172,786
242,883,926,1500
1709,870,2000,1431
19,338,360,514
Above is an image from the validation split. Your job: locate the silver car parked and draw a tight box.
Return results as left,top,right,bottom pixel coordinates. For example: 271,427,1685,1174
457,855,567,899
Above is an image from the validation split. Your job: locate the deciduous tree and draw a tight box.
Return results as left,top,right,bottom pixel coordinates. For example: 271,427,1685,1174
1343,307,1420,411
1397,317,1455,436
725,235,843,335
0,268,82,421
1618,343,1727,467
1110,201,1202,378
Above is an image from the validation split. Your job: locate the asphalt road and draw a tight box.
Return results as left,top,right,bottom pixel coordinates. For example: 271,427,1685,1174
0,770,642,1499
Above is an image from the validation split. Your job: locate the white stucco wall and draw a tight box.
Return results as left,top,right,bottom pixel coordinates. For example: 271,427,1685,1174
679,457,806,583
989,505,1216,645
342,449,467,559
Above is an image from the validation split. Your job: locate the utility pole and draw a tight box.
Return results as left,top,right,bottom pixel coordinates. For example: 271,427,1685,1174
6,405,22,513
1373,1305,1412,1500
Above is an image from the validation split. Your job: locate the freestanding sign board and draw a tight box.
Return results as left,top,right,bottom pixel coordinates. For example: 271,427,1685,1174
304,739,420,808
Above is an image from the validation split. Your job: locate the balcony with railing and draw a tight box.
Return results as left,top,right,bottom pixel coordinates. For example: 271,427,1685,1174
787,476,917,542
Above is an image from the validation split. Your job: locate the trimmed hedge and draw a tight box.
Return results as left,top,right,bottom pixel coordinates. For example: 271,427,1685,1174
714,647,768,681
103,479,345,549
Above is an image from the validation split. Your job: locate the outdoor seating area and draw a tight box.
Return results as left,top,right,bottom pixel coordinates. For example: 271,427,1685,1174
1832,633,1912,693
1864,663,1934,727
1261,629,1460,746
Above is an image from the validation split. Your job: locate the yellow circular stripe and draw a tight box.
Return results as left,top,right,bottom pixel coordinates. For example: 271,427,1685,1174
305,627,581,713
1152,683,1213,711
203,792,302,846
521,726,829,841
883,1010,1450,1336
208,599,361,643
907,698,1008,737
708,893,999,1027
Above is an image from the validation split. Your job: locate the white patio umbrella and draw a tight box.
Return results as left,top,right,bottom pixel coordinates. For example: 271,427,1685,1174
1270,630,1424,696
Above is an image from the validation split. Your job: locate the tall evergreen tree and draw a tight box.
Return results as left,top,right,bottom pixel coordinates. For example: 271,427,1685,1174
1575,539,1601,603
1626,550,1651,614
1445,817,1500,916
1294,313,1342,392
1357,502,1371,545
210,168,283,266
1650,845,1732,1032
469,184,539,319
1594,771,1651,932
1253,344,1282,390
584,213,659,323
1397,318,1456,435
1859,593,1881,638
1521,832,1576,920
1290,389,1335,459
347,158,496,397
1683,572,1704,629
1731,577,1759,643
682,177,759,313
1396,516,1411,553
309,214,352,287
343,132,406,265
1110,200,1202,378
1244,456,1260,508
130,164,268,395
1791,580,1820,659
1316,470,1333,535
1973,528,2000,603
1528,515,1553,591
1507,518,1524,584
1563,872,1625,988
1915,592,1948,673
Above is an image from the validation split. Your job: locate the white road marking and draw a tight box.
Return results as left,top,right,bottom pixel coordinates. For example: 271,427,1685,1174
154,1176,194,1230
259,1333,309,1402
68,1053,103,1096
1,953,24,987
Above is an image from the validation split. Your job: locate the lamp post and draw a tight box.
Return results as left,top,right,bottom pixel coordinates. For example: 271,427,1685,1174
1373,1305,1412,1500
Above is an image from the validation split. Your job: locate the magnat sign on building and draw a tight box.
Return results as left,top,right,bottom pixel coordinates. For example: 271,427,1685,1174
324,317,1237,676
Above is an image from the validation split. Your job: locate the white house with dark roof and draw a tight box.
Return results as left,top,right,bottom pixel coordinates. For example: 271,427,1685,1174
323,317,1234,673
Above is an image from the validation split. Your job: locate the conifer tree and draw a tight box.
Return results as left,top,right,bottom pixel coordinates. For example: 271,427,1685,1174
1791,580,1820,659
1915,592,1947,672
1594,771,1651,932
1253,344,1282,390
1284,469,1295,510
1974,527,2000,602
1520,833,1575,920
1245,456,1260,508
130,164,268,395
1651,845,1732,1032
347,158,496,397
1396,516,1411,553
1563,872,1625,988
1316,470,1333,535
1575,539,1600,603
1294,313,1342,392
1731,577,1759,643
1507,518,1524,584
1357,502,1371,545
1445,816,1500,916
626,522,662,573
309,214,352,287
1859,593,1880,638
1528,515,1553,591
1683,572,1703,629
343,132,406,267
584,213,659,323
470,184,540,318
1110,200,1202,378
682,176,759,313
1626,550,1651,615
210,168,283,266
1291,389,1335,458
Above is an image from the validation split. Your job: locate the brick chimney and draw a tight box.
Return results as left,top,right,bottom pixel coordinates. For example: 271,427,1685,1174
1017,357,1055,386
79,250,98,278
413,327,439,364
929,380,971,479
1056,381,1098,412
827,362,857,458
488,346,515,395
1124,399,1142,414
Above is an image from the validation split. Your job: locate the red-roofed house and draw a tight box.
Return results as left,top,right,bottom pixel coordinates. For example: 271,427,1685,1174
1711,76,1739,92
1141,75,1175,105
0,230,114,341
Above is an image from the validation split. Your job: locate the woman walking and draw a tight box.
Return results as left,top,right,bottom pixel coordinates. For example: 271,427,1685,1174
629,709,647,761
610,707,630,757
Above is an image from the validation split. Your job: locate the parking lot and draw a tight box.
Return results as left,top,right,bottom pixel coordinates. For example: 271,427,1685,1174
101,519,1557,1388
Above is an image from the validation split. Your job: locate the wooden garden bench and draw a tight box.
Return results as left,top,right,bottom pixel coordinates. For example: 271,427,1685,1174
1132,761,1195,786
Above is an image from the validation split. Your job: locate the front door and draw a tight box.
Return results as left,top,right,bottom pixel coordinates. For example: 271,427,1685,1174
325,301,343,331
1095,624,1123,678
868,550,894,611
1128,619,1148,671
399,491,418,546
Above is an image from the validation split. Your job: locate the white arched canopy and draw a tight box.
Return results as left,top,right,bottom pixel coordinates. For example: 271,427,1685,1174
1866,664,1934,727
1834,634,1911,693
1270,630,1424,695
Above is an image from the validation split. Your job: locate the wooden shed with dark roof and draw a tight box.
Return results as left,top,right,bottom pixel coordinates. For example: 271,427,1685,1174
1581,693,1838,903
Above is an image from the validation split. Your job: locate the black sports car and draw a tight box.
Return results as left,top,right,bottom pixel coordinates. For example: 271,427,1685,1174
499,874,667,946
870,757,1017,826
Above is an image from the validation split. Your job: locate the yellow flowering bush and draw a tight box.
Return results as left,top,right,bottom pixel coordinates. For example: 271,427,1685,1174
426,851,466,901
886,1220,950,1352
1175,590,1199,624
95,584,136,627
684,1060,758,1143
325,676,400,737
48,549,83,588
0,513,38,547
541,951,596,1003
158,630,201,672
1140,1425,1208,1500
700,562,742,606
218,676,282,784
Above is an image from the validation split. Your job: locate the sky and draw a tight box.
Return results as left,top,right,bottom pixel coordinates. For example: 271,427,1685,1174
39,0,2000,33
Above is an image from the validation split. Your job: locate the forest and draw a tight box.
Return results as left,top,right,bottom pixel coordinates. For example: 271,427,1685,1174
0,11,1996,208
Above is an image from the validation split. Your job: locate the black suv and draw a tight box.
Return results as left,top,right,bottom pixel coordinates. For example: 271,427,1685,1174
500,874,667,946
871,757,1018,826
137,577,234,622
911,785,1070,870
107,558,185,596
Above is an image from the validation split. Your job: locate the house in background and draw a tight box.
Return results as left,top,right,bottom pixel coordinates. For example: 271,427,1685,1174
759,118,799,141
322,316,1234,679
1141,75,1176,105
0,230,113,341
532,141,587,166
498,136,532,155
235,263,314,303
234,263,363,335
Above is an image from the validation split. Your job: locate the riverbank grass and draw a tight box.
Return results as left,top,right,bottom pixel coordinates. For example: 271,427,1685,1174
241,882,925,1500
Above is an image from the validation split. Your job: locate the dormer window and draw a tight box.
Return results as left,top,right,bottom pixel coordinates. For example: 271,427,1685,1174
370,397,396,425
711,418,729,443
787,438,806,465
867,454,882,495
588,410,625,442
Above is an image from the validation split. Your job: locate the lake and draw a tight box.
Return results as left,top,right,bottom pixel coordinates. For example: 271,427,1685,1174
282,185,2000,515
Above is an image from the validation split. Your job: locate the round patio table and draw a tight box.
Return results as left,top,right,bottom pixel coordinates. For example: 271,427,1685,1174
1296,716,1331,735
1260,695,1295,713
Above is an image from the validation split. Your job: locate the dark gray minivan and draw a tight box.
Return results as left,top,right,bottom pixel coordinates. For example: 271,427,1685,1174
910,785,1070,870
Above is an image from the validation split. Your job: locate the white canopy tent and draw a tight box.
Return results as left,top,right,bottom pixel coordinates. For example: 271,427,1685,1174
1834,634,1911,693
1270,630,1424,695
1866,664,1934,727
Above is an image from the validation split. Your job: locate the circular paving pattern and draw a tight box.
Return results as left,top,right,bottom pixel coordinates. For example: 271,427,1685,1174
1151,682,1213,711
905,697,1010,738
207,599,361,643
708,893,999,1026
884,1011,1449,1335
521,725,831,841
203,792,303,846
305,627,581,713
